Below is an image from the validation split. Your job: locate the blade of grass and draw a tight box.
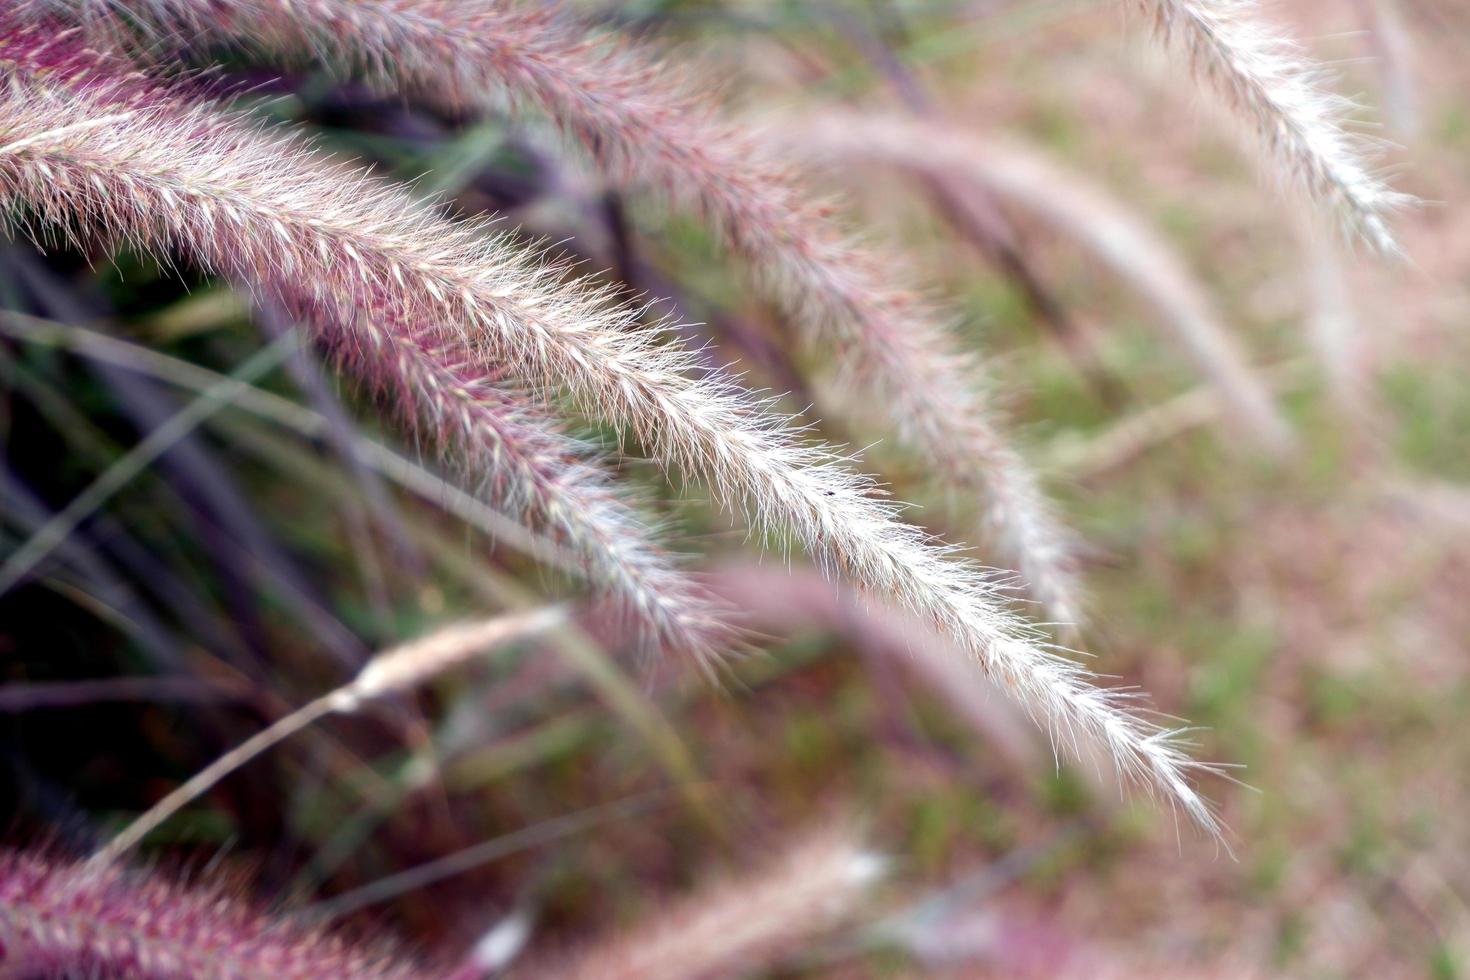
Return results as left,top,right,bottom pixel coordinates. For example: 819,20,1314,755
0,331,302,597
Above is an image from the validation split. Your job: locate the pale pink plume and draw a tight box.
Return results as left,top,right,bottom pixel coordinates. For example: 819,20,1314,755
325,321,732,667
774,112,1295,455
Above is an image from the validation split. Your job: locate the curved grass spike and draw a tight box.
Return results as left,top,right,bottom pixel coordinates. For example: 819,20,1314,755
777,112,1296,455
1130,0,1408,252
0,848,431,978
320,313,731,668
0,60,1222,836
33,0,1085,629
0,21,730,667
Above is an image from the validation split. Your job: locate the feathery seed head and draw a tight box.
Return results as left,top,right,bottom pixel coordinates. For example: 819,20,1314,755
0,849,431,979
347,606,568,702
1134,0,1410,252
0,22,734,669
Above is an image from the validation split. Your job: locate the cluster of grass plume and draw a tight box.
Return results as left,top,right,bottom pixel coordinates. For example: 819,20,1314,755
29,0,1085,625
0,14,1226,834
0,0,1417,972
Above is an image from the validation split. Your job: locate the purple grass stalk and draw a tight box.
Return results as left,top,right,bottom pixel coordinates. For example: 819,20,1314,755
1129,0,1409,251
0,55,1224,837
35,0,1086,628
0,848,431,979
0,675,247,711
256,297,425,588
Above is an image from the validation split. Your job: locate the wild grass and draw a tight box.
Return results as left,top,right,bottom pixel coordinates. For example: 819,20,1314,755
0,17,724,663
0,39,1223,833
0,0,1434,976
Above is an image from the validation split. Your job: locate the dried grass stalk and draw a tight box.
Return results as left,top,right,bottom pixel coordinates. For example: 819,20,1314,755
91,607,567,867
1355,0,1421,139
1299,216,1376,422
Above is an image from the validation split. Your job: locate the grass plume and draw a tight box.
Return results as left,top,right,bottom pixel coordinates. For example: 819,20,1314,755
1131,0,1408,251
0,848,430,978
0,22,728,665
518,823,881,980
323,320,730,666
33,0,1086,628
